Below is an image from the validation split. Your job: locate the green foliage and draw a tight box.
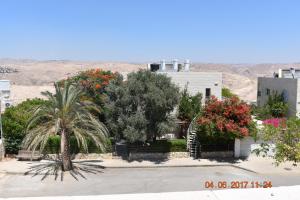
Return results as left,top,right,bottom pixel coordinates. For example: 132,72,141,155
177,85,202,122
168,139,187,152
222,87,238,99
257,118,300,165
130,139,186,152
267,91,288,118
105,70,180,143
253,91,288,120
44,135,112,154
2,98,48,154
23,82,109,154
149,139,186,152
248,120,259,141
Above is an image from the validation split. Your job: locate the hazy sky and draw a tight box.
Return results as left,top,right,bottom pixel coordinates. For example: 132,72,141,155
1,0,300,63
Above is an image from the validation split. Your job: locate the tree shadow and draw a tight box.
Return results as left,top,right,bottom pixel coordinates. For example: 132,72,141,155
24,158,105,181
202,157,247,164
127,156,170,164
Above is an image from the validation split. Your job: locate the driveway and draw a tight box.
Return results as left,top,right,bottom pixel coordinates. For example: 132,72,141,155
0,166,300,198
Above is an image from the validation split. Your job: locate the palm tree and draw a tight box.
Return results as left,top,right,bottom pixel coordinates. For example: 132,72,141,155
22,82,109,171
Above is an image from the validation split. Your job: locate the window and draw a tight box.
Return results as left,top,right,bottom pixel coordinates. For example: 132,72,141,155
150,64,160,72
205,88,211,99
257,90,261,97
266,88,270,95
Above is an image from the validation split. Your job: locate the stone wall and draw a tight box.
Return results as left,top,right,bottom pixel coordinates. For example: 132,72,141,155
45,152,189,160
129,152,189,160
45,153,115,160
74,153,115,160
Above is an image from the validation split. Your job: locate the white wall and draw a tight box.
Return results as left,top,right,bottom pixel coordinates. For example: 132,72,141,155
159,72,222,104
235,137,275,158
257,77,298,117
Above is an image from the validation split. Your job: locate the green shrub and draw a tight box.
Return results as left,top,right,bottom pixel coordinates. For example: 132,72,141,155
177,85,202,122
44,135,112,154
253,91,288,120
2,98,49,154
169,139,187,152
129,139,186,153
222,87,238,99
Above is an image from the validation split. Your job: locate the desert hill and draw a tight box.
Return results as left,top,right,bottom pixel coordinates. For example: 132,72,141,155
0,59,299,104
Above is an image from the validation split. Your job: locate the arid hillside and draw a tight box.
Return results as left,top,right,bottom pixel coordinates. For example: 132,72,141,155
191,63,300,102
0,59,299,104
0,59,144,103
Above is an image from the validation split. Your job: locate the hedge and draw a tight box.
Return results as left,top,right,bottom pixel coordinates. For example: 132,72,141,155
44,136,113,154
197,135,234,152
128,139,187,153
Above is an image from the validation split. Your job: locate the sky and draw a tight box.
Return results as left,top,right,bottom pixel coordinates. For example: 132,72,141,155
0,0,300,63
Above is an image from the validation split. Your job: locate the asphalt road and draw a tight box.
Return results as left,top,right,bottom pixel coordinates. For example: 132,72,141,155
0,166,300,198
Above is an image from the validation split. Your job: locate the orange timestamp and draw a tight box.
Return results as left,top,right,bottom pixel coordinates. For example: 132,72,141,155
204,180,272,189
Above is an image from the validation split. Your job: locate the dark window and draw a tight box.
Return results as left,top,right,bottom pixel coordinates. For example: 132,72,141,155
266,88,270,95
257,90,261,97
205,88,211,99
150,64,160,72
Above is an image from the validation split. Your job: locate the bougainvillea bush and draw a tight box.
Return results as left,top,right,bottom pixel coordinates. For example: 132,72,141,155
263,118,286,128
196,96,256,139
257,118,299,165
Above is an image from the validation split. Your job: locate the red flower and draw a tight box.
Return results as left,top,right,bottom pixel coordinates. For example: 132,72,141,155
197,117,210,125
95,84,101,89
239,127,249,136
102,81,109,86
197,96,252,138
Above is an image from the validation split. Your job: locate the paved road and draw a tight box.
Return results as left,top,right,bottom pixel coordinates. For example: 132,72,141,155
0,166,300,198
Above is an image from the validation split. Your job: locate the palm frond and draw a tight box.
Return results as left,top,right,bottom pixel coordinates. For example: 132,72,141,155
23,81,109,154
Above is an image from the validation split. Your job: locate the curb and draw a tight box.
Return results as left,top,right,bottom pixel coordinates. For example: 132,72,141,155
0,164,258,175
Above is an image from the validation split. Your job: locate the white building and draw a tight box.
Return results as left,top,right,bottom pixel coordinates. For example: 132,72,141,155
149,60,222,104
257,68,300,117
0,80,12,111
0,80,10,160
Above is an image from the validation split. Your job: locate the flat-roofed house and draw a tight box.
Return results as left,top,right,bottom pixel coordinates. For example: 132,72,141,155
148,59,222,104
257,68,300,117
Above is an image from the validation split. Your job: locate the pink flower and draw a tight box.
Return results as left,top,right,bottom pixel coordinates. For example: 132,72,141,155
263,118,285,128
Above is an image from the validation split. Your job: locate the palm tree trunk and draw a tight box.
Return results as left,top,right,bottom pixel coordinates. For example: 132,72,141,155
61,130,72,171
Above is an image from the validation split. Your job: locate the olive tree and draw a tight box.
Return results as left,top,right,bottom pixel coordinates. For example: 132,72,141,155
105,70,180,143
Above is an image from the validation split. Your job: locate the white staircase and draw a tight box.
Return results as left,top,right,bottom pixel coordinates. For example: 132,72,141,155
188,131,199,158
186,116,200,159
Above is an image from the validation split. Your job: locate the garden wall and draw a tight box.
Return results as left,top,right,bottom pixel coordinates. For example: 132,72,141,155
234,136,275,158
129,152,189,160
45,152,189,160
